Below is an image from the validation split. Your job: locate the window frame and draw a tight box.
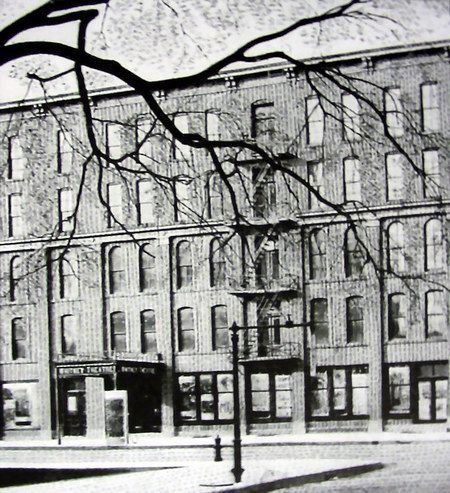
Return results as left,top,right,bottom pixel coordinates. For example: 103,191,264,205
384,87,404,137
346,296,364,344
424,218,443,271
110,311,127,352
61,314,77,355
58,188,74,233
388,292,407,340
421,82,440,133
176,241,193,290
210,238,226,288
108,246,126,295
137,179,153,225
306,96,324,146
247,370,293,423
309,228,326,280
343,157,361,203
251,102,275,139
59,251,79,300
139,242,156,292
255,235,280,288
425,290,445,339
341,93,360,141
307,161,324,209
310,298,329,345
309,365,369,420
176,372,234,425
57,130,74,174
211,305,229,350
12,317,27,360
177,307,196,352
140,309,157,354
385,153,404,201
8,193,24,237
387,222,405,273
344,228,365,277
8,137,26,180
422,149,440,198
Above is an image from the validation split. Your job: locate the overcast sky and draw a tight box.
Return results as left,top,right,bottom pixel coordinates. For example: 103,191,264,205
0,0,449,103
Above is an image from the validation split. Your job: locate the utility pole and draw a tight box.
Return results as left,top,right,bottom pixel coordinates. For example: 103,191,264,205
229,318,309,484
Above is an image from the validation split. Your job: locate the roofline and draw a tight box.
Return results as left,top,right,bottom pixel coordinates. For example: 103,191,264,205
1,38,449,113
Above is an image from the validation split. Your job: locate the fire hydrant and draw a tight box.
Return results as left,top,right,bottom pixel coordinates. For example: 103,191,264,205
214,435,223,462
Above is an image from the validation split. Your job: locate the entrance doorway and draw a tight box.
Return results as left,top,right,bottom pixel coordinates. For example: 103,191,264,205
61,378,86,436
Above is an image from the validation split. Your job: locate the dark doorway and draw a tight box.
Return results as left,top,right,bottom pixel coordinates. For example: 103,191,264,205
117,373,161,432
61,378,86,436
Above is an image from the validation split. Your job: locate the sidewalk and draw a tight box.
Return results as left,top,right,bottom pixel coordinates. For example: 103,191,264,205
0,459,383,493
1,431,450,449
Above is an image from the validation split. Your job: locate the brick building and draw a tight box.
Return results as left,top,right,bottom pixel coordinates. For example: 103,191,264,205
0,39,449,442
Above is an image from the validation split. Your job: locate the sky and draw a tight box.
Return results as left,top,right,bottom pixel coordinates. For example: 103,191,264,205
0,0,449,103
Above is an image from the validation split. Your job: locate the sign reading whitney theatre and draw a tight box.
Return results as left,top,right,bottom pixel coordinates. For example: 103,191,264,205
56,361,159,378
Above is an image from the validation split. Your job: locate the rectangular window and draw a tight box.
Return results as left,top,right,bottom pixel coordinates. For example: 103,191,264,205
205,112,220,140
106,123,122,159
253,167,276,217
137,180,153,224
311,299,329,344
110,312,127,352
343,158,361,203
137,118,154,166
173,114,190,160
342,94,360,141
12,318,27,360
141,310,157,354
423,149,440,198
107,183,123,227
309,229,326,280
177,372,233,424
387,365,410,415
255,235,280,289
178,307,195,351
307,161,324,209
251,102,275,139
8,137,26,180
61,315,77,355
346,296,364,344
421,82,440,133
212,305,228,350
60,252,79,300
175,179,191,222
256,302,281,357
2,382,38,429
59,189,74,232
8,193,24,237
306,96,324,146
57,131,74,174
386,153,404,201
388,293,407,339
426,290,445,338
249,372,292,422
384,88,403,137
310,366,368,418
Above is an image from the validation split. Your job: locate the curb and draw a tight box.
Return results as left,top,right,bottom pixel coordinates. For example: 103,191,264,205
210,462,384,493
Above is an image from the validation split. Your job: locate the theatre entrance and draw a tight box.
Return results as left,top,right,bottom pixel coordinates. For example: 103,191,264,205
55,359,163,439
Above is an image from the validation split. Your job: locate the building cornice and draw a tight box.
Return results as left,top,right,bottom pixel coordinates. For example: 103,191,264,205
0,39,449,114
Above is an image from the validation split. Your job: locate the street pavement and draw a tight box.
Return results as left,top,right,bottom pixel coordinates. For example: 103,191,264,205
0,460,381,493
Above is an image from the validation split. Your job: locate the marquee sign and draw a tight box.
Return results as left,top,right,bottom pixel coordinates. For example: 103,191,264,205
56,360,160,378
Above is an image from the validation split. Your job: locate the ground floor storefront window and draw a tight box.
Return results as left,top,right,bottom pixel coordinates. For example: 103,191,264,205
176,373,233,424
247,371,293,423
309,366,369,419
2,381,38,429
386,362,448,422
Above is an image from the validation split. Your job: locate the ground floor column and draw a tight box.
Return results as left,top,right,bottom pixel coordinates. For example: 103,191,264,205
85,377,106,440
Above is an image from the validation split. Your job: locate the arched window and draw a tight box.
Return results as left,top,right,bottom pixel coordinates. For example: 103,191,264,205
425,290,445,338
12,318,27,360
344,228,365,277
387,222,405,272
10,256,22,302
212,305,228,350
210,238,226,288
61,314,77,355
141,310,157,353
178,307,195,351
346,296,364,343
309,229,326,280
425,219,443,271
139,243,156,291
208,173,224,218
176,241,192,289
110,311,127,352
388,293,406,339
108,246,125,294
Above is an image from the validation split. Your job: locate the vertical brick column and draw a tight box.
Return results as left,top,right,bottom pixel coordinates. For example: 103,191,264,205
86,377,106,440
158,236,175,436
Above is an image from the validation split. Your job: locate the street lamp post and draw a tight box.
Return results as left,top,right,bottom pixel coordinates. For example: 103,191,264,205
229,318,309,484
